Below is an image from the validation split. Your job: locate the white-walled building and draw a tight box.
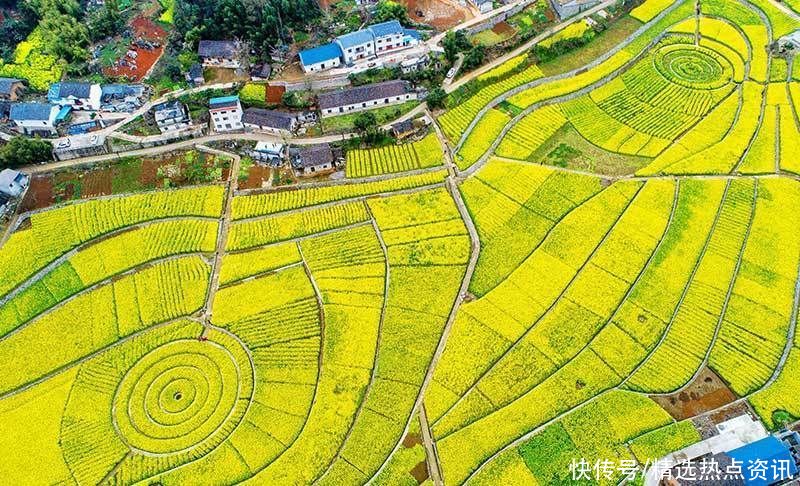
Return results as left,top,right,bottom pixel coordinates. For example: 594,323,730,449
9,103,62,135
153,100,191,133
242,108,298,135
369,20,406,54
299,20,420,73
318,80,416,118
208,95,243,132
47,82,102,111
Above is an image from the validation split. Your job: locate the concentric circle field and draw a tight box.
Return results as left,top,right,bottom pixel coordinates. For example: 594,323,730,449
112,339,250,455
654,43,731,89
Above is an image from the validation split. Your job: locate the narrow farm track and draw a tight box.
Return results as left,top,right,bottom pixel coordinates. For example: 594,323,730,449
431,183,645,433
368,177,481,483
313,206,391,483
201,148,241,328
419,403,444,486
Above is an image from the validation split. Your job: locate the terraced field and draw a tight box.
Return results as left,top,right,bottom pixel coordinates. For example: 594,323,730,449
2,0,800,484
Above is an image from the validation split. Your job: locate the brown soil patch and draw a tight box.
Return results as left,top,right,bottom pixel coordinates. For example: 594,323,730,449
403,0,471,30
19,175,54,212
266,85,286,105
410,461,429,483
492,21,515,36
239,165,272,190
651,367,738,421
402,432,423,448
103,16,167,81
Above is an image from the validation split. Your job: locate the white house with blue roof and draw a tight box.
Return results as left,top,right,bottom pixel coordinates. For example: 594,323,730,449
299,43,343,73
9,103,62,135
209,95,243,132
299,20,419,73
47,82,102,111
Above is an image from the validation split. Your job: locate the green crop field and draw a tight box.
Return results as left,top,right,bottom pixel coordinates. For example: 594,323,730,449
2,0,800,483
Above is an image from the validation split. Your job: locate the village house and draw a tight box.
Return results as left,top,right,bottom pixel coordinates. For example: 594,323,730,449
208,95,243,132
100,84,147,112
299,43,343,73
291,144,337,175
551,0,600,19
242,108,298,135
198,40,243,69
187,63,205,86
469,0,493,14
48,82,102,111
250,64,272,81
318,80,416,118
299,21,421,73
153,100,191,133
251,141,285,165
0,168,29,198
9,103,64,136
0,78,25,101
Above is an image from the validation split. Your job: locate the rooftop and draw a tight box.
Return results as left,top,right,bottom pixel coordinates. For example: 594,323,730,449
48,82,92,101
0,78,22,95
242,108,296,131
209,95,240,110
337,29,375,49
293,144,334,168
198,40,240,59
318,80,412,110
153,100,188,121
728,436,798,486
9,103,56,121
299,43,343,66
368,20,404,38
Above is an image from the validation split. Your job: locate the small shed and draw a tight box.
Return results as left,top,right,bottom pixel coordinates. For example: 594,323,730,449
291,144,336,176
0,169,30,198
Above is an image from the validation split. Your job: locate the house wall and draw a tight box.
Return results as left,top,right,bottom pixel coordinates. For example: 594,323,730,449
210,105,243,132
302,56,342,73
202,57,241,69
374,34,404,53
14,119,56,135
243,122,294,136
157,117,191,133
298,162,333,175
320,92,415,118
339,40,375,64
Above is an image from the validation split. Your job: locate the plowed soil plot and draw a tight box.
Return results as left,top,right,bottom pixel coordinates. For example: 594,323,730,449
19,175,54,212
404,0,471,30
103,17,167,81
239,165,272,190
651,367,737,420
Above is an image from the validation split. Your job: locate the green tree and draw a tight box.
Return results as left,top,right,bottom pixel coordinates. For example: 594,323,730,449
353,111,377,134
374,0,409,25
0,136,53,168
426,87,447,109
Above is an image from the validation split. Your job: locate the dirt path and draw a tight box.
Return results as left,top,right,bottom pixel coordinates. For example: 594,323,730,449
199,145,242,328
419,403,444,486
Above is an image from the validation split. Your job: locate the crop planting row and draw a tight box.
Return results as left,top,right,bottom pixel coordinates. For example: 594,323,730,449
0,185,223,299
345,132,443,178
0,256,210,395
626,179,756,392
438,64,544,143
231,170,445,219
226,201,370,251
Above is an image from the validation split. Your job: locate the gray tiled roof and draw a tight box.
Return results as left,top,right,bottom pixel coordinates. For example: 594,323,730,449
242,108,295,131
198,40,239,59
293,144,334,168
318,80,412,110
0,78,22,96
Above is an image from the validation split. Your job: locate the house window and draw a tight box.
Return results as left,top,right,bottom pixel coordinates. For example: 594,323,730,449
384,98,389,103
362,103,366,107
226,124,232,129
339,107,344,113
